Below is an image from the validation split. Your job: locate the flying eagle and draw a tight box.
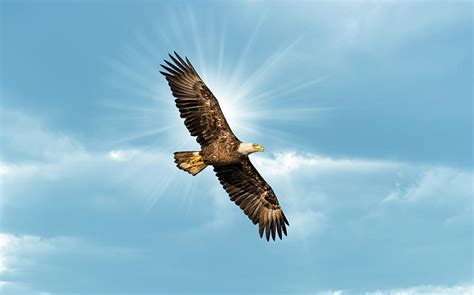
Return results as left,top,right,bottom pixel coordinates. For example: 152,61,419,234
160,52,289,241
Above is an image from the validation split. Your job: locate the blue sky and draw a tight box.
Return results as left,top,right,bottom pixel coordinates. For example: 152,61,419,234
1,1,472,294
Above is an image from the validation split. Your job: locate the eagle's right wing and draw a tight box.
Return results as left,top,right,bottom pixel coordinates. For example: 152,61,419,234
213,157,289,241
160,52,237,147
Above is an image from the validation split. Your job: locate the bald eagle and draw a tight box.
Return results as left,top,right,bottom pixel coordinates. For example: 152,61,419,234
160,52,289,241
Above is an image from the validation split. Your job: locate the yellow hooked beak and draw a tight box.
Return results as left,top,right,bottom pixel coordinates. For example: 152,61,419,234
255,144,264,152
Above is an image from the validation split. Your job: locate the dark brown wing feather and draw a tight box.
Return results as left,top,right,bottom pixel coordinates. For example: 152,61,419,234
214,158,289,241
160,52,237,147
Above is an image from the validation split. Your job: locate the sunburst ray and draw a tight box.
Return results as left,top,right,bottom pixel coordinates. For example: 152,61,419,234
101,7,327,212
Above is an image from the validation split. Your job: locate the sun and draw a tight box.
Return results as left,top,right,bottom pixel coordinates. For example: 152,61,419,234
203,77,252,136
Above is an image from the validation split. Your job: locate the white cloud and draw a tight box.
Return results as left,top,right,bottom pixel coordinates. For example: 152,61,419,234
0,233,56,275
0,232,140,294
0,108,84,161
249,151,473,242
366,284,474,295
0,109,178,209
0,280,51,295
317,284,474,295
0,162,40,179
252,152,472,206
250,152,399,240
107,149,143,162
317,290,344,295
252,152,398,176
383,167,473,204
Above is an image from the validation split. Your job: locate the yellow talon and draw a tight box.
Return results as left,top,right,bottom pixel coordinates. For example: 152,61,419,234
189,154,204,165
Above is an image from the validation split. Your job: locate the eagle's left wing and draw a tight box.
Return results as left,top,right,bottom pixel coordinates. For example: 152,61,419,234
213,158,289,241
160,52,237,147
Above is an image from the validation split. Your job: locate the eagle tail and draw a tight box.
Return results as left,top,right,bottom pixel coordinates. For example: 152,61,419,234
174,151,208,176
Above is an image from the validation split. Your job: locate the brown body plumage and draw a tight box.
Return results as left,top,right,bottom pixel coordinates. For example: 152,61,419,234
201,139,242,164
160,52,289,241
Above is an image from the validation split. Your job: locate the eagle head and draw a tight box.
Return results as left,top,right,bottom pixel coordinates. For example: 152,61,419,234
238,143,264,155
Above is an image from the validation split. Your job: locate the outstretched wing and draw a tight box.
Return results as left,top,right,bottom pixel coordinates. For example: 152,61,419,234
160,52,237,147
214,158,289,241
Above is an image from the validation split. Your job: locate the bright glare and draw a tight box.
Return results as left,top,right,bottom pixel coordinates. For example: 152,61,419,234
204,79,252,138
101,8,328,210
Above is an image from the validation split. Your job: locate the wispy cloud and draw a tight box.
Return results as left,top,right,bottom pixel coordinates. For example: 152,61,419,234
253,151,398,175
383,167,472,204
366,284,474,295
0,233,141,294
316,284,473,295
0,108,84,162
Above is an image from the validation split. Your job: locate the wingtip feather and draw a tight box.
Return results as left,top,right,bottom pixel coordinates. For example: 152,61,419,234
159,70,171,77
265,223,271,241
271,220,276,241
